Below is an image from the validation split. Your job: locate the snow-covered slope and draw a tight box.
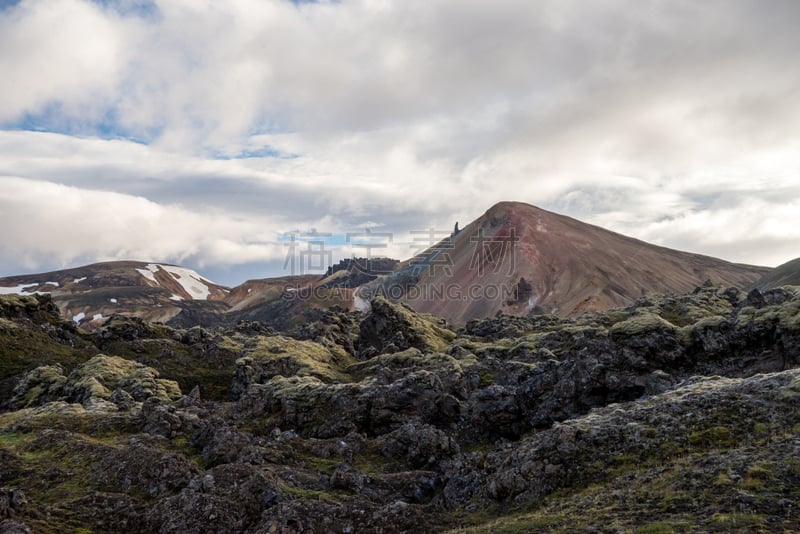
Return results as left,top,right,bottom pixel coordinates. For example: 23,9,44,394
134,263,218,300
0,260,230,327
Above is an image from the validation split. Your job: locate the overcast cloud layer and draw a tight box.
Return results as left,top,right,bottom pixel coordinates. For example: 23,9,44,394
1,0,799,285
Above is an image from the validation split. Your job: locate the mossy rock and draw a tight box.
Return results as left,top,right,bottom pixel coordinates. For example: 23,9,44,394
232,335,355,397
64,354,182,404
609,312,677,338
345,347,478,379
5,364,67,409
358,297,456,356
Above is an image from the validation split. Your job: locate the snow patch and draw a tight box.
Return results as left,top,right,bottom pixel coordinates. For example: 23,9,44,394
73,277,87,283
247,288,252,293
92,313,103,321
109,298,118,304
73,312,86,323
44,281,60,287
0,283,38,295
136,265,158,282
526,293,540,311
134,263,213,300
160,265,212,300
169,294,184,301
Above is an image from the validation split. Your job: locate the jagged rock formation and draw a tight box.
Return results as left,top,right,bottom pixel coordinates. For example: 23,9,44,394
321,257,400,289
357,297,456,358
0,284,799,532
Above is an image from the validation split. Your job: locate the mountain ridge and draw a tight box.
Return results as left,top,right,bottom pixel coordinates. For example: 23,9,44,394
0,201,774,328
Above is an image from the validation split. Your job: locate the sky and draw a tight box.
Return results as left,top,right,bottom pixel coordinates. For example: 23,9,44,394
1,0,799,286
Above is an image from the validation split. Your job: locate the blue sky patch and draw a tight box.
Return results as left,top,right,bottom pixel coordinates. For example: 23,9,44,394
210,146,299,160
2,105,161,145
90,0,160,20
0,0,20,12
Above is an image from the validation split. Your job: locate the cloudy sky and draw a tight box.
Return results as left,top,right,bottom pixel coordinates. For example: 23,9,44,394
1,0,799,285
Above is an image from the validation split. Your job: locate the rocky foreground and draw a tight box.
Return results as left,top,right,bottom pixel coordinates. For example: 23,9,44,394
0,284,799,532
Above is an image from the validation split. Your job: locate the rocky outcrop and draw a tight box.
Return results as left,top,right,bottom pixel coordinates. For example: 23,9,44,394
230,335,355,399
357,297,456,357
4,355,181,410
3,365,67,410
378,422,460,469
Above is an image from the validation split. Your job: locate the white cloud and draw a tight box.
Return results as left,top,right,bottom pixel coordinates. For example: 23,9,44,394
0,0,128,122
0,175,287,269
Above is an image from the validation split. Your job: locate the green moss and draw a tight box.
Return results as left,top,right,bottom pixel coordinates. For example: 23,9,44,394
713,472,733,487
237,334,355,385
69,354,182,401
490,515,562,533
746,462,774,480
635,522,675,534
368,297,456,353
479,372,495,387
300,454,340,474
740,463,774,489
609,312,676,338
0,323,93,392
346,348,476,382
688,426,735,449
0,431,29,447
711,513,768,529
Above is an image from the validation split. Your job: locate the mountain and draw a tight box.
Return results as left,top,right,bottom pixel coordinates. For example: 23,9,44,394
0,260,382,330
750,257,800,290
0,203,773,329
0,261,230,327
374,201,770,324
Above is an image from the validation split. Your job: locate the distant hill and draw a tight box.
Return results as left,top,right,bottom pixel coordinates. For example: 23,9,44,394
749,257,800,290
0,259,385,330
0,261,230,327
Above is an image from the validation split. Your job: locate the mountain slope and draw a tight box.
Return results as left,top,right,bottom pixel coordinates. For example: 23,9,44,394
750,257,800,290
0,261,230,326
378,201,769,324
0,261,364,331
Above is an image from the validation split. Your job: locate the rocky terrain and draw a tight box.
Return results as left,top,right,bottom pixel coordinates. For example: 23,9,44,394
1,281,799,532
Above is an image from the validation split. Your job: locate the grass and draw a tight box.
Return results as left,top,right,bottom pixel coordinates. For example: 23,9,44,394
0,431,30,448
688,426,735,449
